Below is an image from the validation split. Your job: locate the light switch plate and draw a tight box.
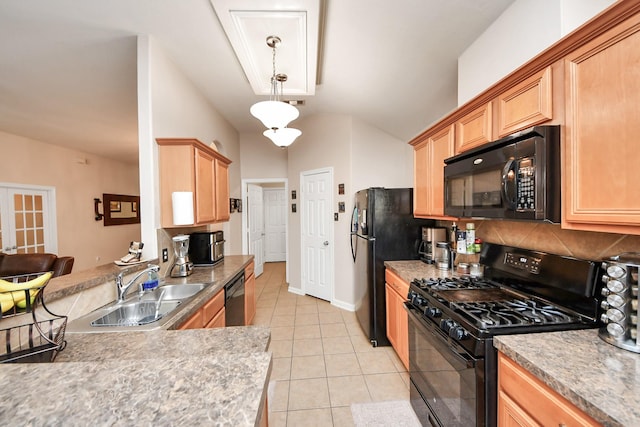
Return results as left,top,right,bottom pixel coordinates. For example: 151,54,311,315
334,213,339,221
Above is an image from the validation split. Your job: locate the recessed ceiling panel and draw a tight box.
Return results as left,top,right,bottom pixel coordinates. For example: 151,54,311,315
211,0,319,96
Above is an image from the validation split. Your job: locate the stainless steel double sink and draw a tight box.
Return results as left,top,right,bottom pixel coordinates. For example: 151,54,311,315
66,283,208,333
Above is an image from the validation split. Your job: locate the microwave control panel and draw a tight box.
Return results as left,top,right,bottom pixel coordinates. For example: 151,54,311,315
516,158,535,210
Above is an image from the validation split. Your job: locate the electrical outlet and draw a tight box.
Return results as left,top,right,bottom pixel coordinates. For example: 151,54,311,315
162,248,169,262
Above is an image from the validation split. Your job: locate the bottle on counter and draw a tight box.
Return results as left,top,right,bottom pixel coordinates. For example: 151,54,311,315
466,223,476,253
450,222,458,252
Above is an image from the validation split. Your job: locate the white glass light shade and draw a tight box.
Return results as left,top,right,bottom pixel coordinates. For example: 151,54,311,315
263,128,302,147
250,100,299,130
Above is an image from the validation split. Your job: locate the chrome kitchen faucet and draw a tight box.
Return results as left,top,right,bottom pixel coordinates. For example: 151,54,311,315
115,264,160,303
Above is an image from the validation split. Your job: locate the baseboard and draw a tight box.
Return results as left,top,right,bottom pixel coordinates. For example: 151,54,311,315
287,286,304,295
331,299,355,311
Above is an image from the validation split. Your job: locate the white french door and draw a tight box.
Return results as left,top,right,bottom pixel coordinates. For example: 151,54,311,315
301,168,333,302
0,184,57,254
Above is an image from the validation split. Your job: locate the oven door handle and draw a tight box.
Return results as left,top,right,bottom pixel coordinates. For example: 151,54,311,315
405,303,479,369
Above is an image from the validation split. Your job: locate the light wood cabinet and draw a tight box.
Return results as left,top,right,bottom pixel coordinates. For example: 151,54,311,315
157,138,232,228
178,287,226,330
496,66,553,137
244,261,256,325
385,269,409,370
498,352,600,427
455,102,492,153
562,12,640,235
412,124,457,219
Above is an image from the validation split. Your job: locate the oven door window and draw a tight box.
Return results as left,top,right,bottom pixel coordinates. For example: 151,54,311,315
407,309,479,426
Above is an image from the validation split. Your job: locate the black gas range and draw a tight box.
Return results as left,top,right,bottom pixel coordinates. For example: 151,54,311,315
405,243,602,427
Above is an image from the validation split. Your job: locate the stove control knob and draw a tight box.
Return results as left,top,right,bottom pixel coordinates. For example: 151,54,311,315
601,288,610,297
425,306,441,318
450,326,468,340
440,319,455,333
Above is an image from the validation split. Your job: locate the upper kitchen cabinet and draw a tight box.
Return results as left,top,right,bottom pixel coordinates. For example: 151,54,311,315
157,138,232,228
496,66,553,137
412,124,457,219
455,102,492,154
563,11,640,235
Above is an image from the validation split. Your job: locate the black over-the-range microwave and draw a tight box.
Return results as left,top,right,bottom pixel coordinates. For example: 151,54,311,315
443,125,560,222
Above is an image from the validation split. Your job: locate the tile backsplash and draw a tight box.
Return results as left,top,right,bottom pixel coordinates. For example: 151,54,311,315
441,220,640,261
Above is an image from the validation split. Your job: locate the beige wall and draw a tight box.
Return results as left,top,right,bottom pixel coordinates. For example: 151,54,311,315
138,37,242,259
240,132,288,179
0,130,140,272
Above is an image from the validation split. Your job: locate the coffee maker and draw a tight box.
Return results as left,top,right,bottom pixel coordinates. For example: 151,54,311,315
418,227,447,264
170,234,193,277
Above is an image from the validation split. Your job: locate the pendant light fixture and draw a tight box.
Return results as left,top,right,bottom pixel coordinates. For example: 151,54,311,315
250,35,301,147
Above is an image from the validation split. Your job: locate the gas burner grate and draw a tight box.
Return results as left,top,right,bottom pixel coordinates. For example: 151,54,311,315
412,277,497,291
454,299,578,329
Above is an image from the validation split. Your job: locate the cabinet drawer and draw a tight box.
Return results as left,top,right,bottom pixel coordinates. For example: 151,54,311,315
179,308,204,330
498,353,600,426
205,306,225,329
245,261,255,278
202,288,225,323
385,269,409,299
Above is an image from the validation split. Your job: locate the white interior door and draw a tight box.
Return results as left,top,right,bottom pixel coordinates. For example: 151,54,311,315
247,184,265,277
301,168,333,302
0,185,57,255
264,188,286,262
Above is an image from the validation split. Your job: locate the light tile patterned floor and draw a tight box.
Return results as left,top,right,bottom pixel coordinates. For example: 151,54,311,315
255,262,410,427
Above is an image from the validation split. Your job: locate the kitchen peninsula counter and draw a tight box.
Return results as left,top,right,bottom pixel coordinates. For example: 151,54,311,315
0,327,272,426
495,330,640,427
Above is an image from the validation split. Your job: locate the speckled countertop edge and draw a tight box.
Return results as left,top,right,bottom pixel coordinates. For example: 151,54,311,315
495,330,640,427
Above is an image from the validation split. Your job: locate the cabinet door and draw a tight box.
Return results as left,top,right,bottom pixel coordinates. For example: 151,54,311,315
455,102,492,154
498,352,600,427
563,14,640,235
385,282,399,350
427,125,456,217
498,390,541,427
497,66,552,137
158,143,195,228
385,270,409,370
179,308,203,330
195,148,216,224
214,158,230,221
205,306,226,328
413,141,430,217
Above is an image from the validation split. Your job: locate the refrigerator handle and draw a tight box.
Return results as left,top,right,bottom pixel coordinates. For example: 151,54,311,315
350,206,357,262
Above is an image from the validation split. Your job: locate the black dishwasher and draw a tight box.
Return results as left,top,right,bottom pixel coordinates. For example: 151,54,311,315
225,271,245,326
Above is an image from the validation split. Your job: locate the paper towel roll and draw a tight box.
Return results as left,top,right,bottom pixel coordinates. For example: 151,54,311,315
172,192,194,225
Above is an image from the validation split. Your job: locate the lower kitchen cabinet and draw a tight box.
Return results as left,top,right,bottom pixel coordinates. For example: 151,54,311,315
179,288,225,330
385,269,409,370
245,261,256,325
497,352,600,427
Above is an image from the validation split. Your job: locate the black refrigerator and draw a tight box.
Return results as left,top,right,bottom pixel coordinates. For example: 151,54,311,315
350,187,434,347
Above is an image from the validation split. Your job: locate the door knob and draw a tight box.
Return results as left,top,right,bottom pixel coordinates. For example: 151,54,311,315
324,241,329,246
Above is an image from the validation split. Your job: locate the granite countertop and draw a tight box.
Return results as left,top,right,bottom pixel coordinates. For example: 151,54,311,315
385,259,461,284
496,330,640,427
0,256,272,426
0,327,272,426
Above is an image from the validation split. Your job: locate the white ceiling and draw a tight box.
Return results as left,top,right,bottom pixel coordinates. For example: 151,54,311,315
0,0,514,163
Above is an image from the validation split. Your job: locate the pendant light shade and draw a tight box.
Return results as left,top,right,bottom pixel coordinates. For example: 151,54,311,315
250,100,299,130
250,35,302,147
263,127,302,148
